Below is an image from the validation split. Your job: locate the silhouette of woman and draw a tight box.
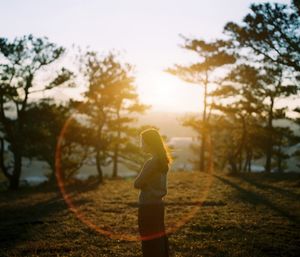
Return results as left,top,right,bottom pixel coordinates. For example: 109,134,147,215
134,128,172,257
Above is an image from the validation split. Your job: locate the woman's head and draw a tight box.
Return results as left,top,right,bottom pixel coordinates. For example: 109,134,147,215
140,128,173,167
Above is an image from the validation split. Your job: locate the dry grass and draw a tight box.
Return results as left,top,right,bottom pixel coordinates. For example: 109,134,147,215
0,171,299,257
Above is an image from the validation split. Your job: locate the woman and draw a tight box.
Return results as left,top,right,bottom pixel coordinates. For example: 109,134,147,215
134,128,172,257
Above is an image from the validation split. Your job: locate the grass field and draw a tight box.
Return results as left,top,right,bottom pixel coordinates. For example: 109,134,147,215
0,171,299,257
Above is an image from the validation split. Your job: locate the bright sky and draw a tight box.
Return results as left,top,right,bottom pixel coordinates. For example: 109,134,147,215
0,0,291,113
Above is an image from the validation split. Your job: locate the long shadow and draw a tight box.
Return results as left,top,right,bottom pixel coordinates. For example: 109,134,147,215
214,175,299,224
0,195,64,245
127,200,227,208
65,179,102,193
0,190,91,254
237,175,300,202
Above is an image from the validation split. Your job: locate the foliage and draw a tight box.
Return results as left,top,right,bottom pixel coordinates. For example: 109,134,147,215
0,34,72,189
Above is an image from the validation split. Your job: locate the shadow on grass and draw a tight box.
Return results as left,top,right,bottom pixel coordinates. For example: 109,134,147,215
127,200,227,208
0,190,90,254
65,179,102,193
214,175,299,224
0,195,62,248
237,175,300,202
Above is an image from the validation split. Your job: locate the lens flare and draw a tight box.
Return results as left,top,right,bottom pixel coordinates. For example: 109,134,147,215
55,104,214,241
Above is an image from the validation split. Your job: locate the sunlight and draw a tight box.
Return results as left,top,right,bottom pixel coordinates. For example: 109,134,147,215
137,70,204,113
1,0,299,256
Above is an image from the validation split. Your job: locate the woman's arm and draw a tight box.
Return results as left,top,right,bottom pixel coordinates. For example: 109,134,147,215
134,158,155,189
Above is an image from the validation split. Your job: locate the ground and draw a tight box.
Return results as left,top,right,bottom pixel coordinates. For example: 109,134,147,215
0,171,299,257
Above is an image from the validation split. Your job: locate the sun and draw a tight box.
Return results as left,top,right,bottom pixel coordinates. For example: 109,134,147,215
137,70,204,113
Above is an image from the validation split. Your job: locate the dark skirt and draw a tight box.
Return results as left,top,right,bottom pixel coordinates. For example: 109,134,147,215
138,202,169,257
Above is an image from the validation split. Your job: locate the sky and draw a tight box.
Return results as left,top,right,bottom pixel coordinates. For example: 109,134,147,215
0,0,291,113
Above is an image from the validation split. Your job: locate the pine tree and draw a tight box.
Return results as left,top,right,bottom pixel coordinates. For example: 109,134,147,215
167,38,235,171
103,57,150,178
224,2,300,72
0,35,72,189
22,99,91,183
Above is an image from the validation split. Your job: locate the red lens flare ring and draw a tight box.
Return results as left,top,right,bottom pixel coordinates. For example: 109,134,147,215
55,105,214,242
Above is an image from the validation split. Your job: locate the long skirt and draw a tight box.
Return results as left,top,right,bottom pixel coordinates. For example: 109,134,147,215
138,202,169,257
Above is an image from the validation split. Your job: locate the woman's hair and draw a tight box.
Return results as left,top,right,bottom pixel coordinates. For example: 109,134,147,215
140,128,173,168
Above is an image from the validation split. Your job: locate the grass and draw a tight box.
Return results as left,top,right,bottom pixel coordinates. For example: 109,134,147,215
0,170,299,257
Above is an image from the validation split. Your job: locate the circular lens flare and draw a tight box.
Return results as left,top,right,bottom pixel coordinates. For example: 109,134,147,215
55,104,214,242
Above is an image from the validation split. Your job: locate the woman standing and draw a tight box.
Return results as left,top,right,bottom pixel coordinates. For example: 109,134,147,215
134,128,172,257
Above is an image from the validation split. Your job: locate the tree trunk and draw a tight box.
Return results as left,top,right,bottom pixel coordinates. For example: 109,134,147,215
8,115,24,190
9,152,22,190
248,150,252,173
96,149,103,183
112,145,118,178
48,162,58,185
200,75,208,172
243,147,252,173
200,135,206,172
265,97,274,173
228,153,238,174
238,151,243,173
112,109,121,178
243,153,248,172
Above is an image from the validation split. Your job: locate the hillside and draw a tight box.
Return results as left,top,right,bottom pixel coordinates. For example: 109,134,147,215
1,171,299,256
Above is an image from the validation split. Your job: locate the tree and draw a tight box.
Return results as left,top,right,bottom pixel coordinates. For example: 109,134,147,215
272,126,295,172
75,52,113,183
210,65,264,173
259,65,298,172
102,57,150,178
293,0,300,15
223,2,300,172
77,51,151,182
167,38,235,171
224,2,300,73
212,63,299,173
0,35,73,189
22,99,91,183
